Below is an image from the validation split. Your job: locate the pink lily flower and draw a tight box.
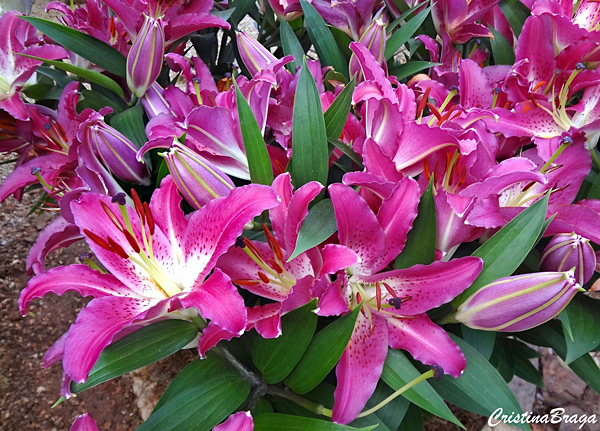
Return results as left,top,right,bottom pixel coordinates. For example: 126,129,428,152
70,413,99,431
432,0,500,44
214,411,254,431
0,11,68,120
310,0,380,40
326,181,483,424
218,173,358,338
19,176,280,387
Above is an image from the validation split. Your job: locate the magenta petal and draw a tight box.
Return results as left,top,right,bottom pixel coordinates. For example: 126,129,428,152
329,183,385,276
43,332,67,368
150,175,188,254
62,295,162,382
387,314,466,378
247,303,282,338
320,244,359,276
26,216,83,275
198,321,237,357
356,257,483,316
270,173,294,242
332,311,388,424
283,181,323,255
70,413,100,431
182,269,247,335
183,184,280,283
214,411,253,431
19,264,140,315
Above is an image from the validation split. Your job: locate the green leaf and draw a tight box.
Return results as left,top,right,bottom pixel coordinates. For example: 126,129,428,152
350,381,409,431
586,171,600,199
138,355,250,431
395,179,436,269
518,320,600,395
323,77,356,140
327,138,364,168
398,404,424,431
254,414,377,431
460,325,495,360
71,320,198,393
300,0,349,78
229,0,256,25
562,295,600,364
79,89,127,114
387,2,430,33
109,105,147,148
36,65,74,87
20,54,124,98
22,83,62,100
388,61,440,81
489,338,515,382
385,5,433,60
381,350,462,427
288,199,337,261
156,158,170,188
234,80,273,185
454,194,549,305
488,26,515,66
509,340,545,389
286,306,361,394
427,334,530,431
20,16,126,77
498,0,530,37
252,300,318,383
280,19,305,72
291,58,329,192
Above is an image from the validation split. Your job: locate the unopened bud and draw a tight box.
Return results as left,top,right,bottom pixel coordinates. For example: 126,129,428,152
540,233,596,286
455,271,583,332
127,15,165,97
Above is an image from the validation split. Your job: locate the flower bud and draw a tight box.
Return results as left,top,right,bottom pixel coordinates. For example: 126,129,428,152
349,15,387,82
79,114,150,185
163,140,234,208
127,15,165,98
236,30,278,77
540,233,596,286
455,271,583,332
268,0,302,21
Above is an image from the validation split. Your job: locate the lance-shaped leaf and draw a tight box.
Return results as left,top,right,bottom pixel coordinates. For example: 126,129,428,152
20,54,124,98
454,194,549,305
562,295,600,364
252,300,318,384
397,403,424,431
291,58,328,193
388,61,440,80
110,105,148,148
79,89,127,114
426,334,529,431
235,80,273,185
280,19,304,72
300,0,349,78
488,26,515,66
381,350,462,427
20,16,126,76
395,179,436,269
350,382,410,430
324,77,356,140
460,325,495,360
71,320,198,393
253,414,377,431
518,320,600,395
286,306,361,394
385,4,432,60
498,0,530,37
138,355,250,431
288,199,337,261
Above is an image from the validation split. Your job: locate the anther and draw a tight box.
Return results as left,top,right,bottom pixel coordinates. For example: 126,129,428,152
123,230,141,253
431,364,444,380
232,279,260,286
268,259,284,274
131,188,146,224
143,202,155,235
83,229,113,252
257,271,271,283
111,193,127,206
100,201,125,231
107,236,129,259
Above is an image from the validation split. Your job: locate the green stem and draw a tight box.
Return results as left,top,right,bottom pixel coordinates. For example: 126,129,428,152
267,386,332,417
356,370,435,418
540,141,569,174
190,315,207,331
591,148,600,172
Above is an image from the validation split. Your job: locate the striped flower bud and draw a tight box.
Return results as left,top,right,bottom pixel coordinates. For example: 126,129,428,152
455,271,583,332
79,113,150,185
127,15,165,98
540,233,596,286
163,140,234,209
236,30,279,77
349,14,387,82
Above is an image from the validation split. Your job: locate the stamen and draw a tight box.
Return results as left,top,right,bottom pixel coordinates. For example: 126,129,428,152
131,188,146,224
123,230,141,253
83,229,113,252
107,237,129,259
244,237,266,262
376,283,382,311
79,252,94,263
383,283,397,298
268,259,284,274
416,87,431,119
427,103,442,120
257,271,271,283
532,80,547,93
263,225,283,261
100,201,125,231
232,279,260,286
143,202,155,235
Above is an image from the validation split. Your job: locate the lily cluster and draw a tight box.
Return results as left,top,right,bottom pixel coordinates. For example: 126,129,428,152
2,0,600,430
